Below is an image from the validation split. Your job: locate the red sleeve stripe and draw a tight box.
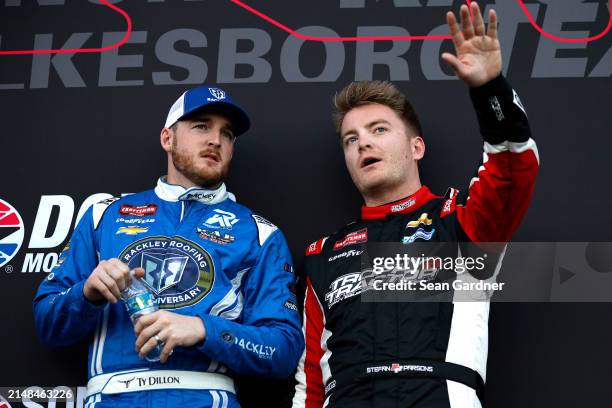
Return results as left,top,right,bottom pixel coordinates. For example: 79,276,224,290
458,139,539,243
293,277,326,408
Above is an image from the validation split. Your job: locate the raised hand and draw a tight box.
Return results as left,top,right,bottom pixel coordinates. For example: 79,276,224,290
442,2,502,87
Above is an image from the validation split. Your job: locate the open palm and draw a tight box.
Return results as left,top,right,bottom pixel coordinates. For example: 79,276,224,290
442,2,502,87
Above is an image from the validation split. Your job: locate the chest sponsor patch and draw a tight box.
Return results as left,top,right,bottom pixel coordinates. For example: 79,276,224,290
390,198,415,213
406,213,432,228
116,217,155,225
402,228,435,244
118,236,215,308
196,227,235,245
204,209,239,230
325,272,365,308
333,228,368,251
120,204,158,217
328,249,363,262
116,226,149,235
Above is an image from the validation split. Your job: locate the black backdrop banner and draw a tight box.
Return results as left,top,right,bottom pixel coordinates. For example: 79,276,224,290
1,0,612,407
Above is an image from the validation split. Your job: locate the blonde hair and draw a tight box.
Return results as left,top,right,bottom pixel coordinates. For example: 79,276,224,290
333,80,423,137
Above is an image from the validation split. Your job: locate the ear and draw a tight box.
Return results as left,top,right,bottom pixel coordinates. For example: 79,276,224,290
160,127,172,153
412,136,425,161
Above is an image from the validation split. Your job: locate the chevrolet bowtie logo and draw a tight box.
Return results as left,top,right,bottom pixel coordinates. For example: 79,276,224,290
406,213,433,228
116,226,149,235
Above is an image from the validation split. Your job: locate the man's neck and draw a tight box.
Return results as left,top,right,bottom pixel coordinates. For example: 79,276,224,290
362,180,422,207
165,171,220,190
166,169,196,189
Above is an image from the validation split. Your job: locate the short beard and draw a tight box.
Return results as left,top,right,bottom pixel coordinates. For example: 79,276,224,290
171,137,229,188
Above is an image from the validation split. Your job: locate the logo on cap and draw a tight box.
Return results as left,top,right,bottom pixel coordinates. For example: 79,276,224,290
208,88,226,100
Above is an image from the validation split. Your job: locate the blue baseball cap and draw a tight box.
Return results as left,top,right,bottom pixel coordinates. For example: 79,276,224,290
164,86,251,136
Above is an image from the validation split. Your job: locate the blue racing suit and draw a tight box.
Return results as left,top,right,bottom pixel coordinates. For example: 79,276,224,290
33,178,304,408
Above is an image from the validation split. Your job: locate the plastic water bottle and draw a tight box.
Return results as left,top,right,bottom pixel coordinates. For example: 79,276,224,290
120,270,163,362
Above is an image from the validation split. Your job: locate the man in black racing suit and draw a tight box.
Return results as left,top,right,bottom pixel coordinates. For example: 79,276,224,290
292,3,539,408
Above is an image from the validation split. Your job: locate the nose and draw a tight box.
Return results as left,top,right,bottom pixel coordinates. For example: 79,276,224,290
358,132,372,152
207,128,222,147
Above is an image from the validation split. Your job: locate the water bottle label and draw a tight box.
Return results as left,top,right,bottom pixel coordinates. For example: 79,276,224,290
125,293,156,316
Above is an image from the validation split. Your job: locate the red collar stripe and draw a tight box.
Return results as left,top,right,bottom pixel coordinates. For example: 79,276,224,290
361,186,438,220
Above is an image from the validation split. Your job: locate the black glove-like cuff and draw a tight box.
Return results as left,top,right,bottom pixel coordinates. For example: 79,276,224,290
469,75,531,145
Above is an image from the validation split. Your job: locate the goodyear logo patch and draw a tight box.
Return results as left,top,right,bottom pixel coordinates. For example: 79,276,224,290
119,236,215,309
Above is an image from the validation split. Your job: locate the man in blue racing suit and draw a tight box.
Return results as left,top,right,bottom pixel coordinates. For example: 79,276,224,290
33,86,304,408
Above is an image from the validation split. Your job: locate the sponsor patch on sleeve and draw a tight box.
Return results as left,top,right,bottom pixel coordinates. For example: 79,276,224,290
92,196,120,229
252,214,278,246
305,237,327,256
440,188,458,218
283,299,298,312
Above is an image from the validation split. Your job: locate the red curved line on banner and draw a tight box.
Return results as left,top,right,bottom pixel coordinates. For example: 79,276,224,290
0,0,608,55
231,0,610,44
0,0,132,56
230,0,464,41
517,0,611,43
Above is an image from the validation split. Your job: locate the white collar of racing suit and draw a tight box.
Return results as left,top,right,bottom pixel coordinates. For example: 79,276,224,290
154,177,236,204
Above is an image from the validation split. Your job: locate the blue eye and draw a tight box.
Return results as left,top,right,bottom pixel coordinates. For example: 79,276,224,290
222,131,236,142
374,127,387,134
345,136,357,145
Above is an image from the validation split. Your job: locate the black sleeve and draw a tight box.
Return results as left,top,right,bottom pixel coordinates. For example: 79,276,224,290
469,74,531,144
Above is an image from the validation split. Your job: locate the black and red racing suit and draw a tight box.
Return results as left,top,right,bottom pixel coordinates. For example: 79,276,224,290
292,75,539,408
